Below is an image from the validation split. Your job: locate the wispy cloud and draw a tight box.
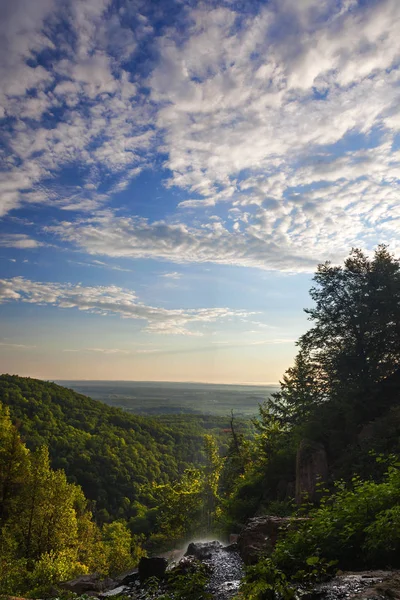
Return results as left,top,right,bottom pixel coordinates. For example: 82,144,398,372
0,234,42,249
162,272,182,279
85,347,130,354
48,213,322,272
0,342,36,349
68,259,132,272
0,277,256,336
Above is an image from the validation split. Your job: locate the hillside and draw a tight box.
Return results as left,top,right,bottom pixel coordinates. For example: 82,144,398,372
0,374,239,523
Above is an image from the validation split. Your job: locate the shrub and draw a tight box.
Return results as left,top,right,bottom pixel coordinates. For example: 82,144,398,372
235,558,295,600
272,462,400,574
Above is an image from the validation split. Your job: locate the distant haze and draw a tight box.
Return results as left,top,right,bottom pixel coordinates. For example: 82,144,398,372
56,380,280,417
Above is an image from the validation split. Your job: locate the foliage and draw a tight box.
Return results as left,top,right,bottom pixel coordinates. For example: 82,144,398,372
225,246,400,518
235,558,295,600
273,462,400,573
102,521,145,575
162,560,211,600
0,402,144,596
0,375,251,528
270,246,400,429
145,432,227,546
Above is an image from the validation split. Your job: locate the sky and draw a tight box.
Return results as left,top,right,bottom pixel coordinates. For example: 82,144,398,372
0,0,399,384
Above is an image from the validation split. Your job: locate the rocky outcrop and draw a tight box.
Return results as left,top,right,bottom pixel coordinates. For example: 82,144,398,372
304,571,400,600
296,439,328,504
59,573,115,594
237,516,289,564
185,541,224,560
138,556,168,583
237,516,309,565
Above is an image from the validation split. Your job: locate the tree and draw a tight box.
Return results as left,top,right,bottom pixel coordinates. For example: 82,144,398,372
202,434,223,531
267,350,326,427
0,404,29,524
272,246,400,428
302,246,400,396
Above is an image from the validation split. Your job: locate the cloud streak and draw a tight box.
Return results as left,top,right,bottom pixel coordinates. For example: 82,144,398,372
0,234,42,249
0,277,255,335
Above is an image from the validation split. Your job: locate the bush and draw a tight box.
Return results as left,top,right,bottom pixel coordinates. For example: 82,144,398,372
272,462,400,574
364,504,400,566
27,549,88,596
235,559,295,600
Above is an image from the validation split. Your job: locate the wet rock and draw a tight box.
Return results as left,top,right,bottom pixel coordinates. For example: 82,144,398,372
99,585,130,597
375,572,400,600
238,516,304,565
203,543,243,600
223,542,239,553
174,555,208,575
59,573,115,595
302,571,400,600
185,540,224,560
120,570,139,586
138,556,168,584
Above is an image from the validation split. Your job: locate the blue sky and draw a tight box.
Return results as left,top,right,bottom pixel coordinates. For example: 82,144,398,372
0,0,399,383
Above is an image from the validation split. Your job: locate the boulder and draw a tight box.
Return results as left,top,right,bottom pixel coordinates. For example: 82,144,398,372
185,541,223,560
173,555,207,575
59,573,114,595
237,516,307,565
120,570,139,586
296,439,328,504
138,556,168,583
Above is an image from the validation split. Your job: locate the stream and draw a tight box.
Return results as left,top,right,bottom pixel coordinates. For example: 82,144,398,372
93,542,399,600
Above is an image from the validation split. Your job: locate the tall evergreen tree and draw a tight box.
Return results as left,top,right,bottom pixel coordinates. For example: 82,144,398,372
270,246,400,427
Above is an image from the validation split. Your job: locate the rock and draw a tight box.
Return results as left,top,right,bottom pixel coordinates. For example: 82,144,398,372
138,556,168,583
304,571,399,600
99,585,129,597
229,534,239,544
185,541,224,560
173,555,208,575
237,516,307,565
224,542,239,553
59,573,115,595
120,570,139,586
375,572,400,600
296,439,328,504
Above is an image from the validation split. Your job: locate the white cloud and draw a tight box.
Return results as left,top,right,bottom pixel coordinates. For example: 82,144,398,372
68,259,132,272
54,205,390,272
48,213,323,271
0,234,42,249
0,0,153,216
0,276,256,335
85,347,130,354
0,341,36,349
1,0,400,267
162,271,182,279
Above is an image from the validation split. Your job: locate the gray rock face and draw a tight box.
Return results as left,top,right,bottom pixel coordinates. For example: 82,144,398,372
296,439,328,504
237,515,308,565
59,573,115,594
183,540,243,600
237,516,289,564
304,571,400,600
185,541,224,560
138,556,168,583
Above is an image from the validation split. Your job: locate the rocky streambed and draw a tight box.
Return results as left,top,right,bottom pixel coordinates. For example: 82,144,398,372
59,518,400,600
61,540,400,600
61,541,243,600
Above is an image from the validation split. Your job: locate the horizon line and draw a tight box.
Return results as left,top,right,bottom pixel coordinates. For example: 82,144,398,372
51,378,280,386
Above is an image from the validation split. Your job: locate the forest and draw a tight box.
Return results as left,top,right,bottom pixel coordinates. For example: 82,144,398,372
0,246,400,598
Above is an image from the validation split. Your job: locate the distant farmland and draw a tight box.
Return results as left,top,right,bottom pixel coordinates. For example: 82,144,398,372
55,380,279,417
